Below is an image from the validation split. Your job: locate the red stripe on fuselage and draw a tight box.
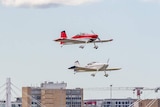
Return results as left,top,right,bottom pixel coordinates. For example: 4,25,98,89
71,34,98,39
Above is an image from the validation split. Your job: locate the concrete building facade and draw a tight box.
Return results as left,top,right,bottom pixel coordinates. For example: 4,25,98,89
22,81,83,107
135,99,160,107
22,87,31,107
41,89,66,107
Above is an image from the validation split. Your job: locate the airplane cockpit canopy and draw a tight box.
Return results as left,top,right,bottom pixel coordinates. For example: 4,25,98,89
76,33,86,36
87,62,96,65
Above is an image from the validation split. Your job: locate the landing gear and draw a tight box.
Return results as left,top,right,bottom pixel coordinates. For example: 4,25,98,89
91,73,95,77
79,45,84,49
79,41,87,49
94,45,98,49
93,42,98,49
104,74,109,77
104,71,109,77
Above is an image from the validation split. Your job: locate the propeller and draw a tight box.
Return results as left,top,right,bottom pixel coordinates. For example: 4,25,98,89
107,58,110,64
91,30,95,34
91,30,101,41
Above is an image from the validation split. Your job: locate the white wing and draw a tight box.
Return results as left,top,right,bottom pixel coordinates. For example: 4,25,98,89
54,38,86,44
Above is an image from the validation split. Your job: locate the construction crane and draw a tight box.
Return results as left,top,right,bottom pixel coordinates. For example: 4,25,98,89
84,85,160,99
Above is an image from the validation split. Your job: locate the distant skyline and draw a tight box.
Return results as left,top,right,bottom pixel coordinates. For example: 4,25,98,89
0,0,160,99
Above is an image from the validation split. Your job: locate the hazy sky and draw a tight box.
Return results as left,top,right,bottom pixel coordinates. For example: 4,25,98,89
0,0,160,99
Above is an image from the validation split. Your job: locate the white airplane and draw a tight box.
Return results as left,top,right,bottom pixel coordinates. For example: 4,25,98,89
68,60,121,77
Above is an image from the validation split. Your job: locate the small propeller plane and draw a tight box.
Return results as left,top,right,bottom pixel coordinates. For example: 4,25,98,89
54,30,113,49
68,60,121,77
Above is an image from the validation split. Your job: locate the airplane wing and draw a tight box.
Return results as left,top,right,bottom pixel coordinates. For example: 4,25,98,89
54,38,86,44
93,39,113,43
69,66,121,72
106,68,121,71
54,39,113,45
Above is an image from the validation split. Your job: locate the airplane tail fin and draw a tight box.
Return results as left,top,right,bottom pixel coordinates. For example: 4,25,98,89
60,31,67,45
74,60,80,66
61,31,67,39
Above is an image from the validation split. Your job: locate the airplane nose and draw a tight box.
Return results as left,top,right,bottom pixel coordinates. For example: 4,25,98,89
95,35,98,38
68,66,76,69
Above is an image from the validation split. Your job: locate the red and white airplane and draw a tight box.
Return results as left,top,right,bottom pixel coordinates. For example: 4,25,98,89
54,31,113,49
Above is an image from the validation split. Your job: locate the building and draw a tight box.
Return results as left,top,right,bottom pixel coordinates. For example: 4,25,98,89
84,98,136,107
41,89,66,107
0,98,22,107
66,88,83,107
134,99,160,107
22,81,83,107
